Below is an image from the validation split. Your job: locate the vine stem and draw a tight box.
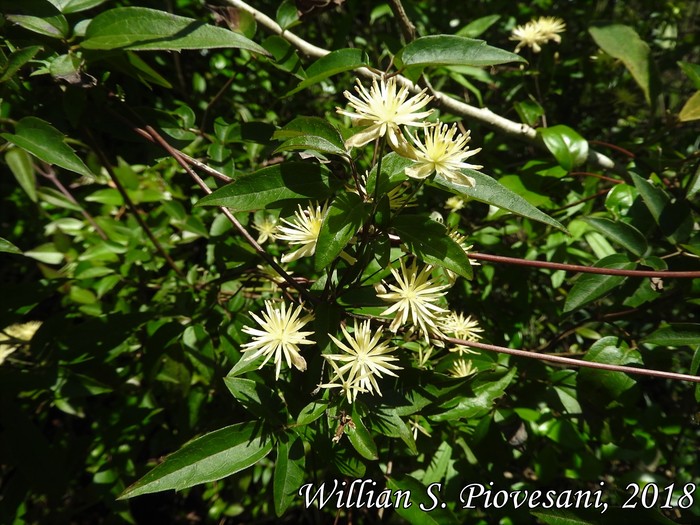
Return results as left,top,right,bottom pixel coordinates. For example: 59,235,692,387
226,0,621,174
443,337,700,384
468,251,700,278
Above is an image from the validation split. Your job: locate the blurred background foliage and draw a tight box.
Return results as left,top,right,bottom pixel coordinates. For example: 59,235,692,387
1,0,699,524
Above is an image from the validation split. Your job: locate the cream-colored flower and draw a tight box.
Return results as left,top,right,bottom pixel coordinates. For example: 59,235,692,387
324,319,401,401
241,301,315,379
337,77,433,150
319,359,368,405
510,17,566,53
449,359,477,378
387,183,418,210
440,311,484,342
253,214,278,244
276,203,327,263
0,321,41,365
444,229,479,283
445,196,467,212
404,122,482,186
377,258,449,341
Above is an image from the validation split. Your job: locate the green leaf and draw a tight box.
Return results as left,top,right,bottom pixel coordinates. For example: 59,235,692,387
0,237,22,255
296,400,328,426
581,217,647,257
6,14,69,39
578,337,642,398
371,409,416,454
118,421,273,499
630,173,693,244
679,91,700,121
273,435,305,517
196,162,334,212
2,117,93,177
432,368,517,421
563,253,636,312
456,15,501,38
49,53,83,85
5,148,37,202
262,36,306,79
538,125,589,171
391,215,472,279
286,48,369,96
531,509,598,525
81,7,269,54
223,377,284,423
642,324,700,347
48,0,108,14
347,406,378,461
422,441,452,486
274,116,347,156
395,35,526,76
315,192,366,271
276,0,299,30
589,25,656,105
434,170,567,232
0,46,41,83
678,61,700,89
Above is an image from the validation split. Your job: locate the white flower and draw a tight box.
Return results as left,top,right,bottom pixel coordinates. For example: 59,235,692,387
449,359,477,378
0,321,41,365
404,122,482,186
241,301,315,379
445,196,467,212
440,311,484,342
510,16,566,53
253,214,278,244
276,203,327,263
324,319,401,401
377,258,449,341
337,77,433,150
319,355,369,405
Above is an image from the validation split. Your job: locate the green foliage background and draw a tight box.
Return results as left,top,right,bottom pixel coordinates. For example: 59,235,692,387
1,0,699,524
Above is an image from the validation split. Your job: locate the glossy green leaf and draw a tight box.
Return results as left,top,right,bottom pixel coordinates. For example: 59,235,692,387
262,36,306,79
514,99,545,127
273,435,305,517
582,217,647,256
456,15,501,38
118,422,273,498
579,337,642,398
347,406,378,460
687,163,700,199
678,61,700,89
49,53,83,85
5,148,37,202
538,125,589,171
371,409,416,454
434,170,567,232
392,215,473,280
422,441,452,486
642,324,700,347
223,377,284,423
605,183,638,217
81,7,269,54
589,25,656,105
274,116,346,156
6,14,69,39
630,173,693,244
531,509,598,525
0,237,22,255
679,91,700,121
315,192,366,271
563,253,636,312
286,48,369,96
196,162,334,211
2,117,93,177
0,46,41,83
48,0,108,14
386,475,458,524
276,0,299,30
432,368,516,421
296,400,328,426
395,35,526,73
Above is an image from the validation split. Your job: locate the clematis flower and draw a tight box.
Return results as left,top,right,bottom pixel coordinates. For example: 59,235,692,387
241,301,315,380
510,16,566,53
324,319,401,401
337,77,433,150
276,203,327,263
377,258,449,341
404,122,482,186
253,214,278,244
440,311,484,342
449,359,477,378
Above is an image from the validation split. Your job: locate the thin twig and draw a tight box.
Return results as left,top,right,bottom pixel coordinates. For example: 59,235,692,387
443,337,700,384
225,0,621,174
141,125,318,304
87,132,186,279
387,0,416,42
35,163,108,240
468,251,700,278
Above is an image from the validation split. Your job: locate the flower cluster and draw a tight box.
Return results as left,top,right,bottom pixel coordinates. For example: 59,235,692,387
510,16,566,53
337,77,482,186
